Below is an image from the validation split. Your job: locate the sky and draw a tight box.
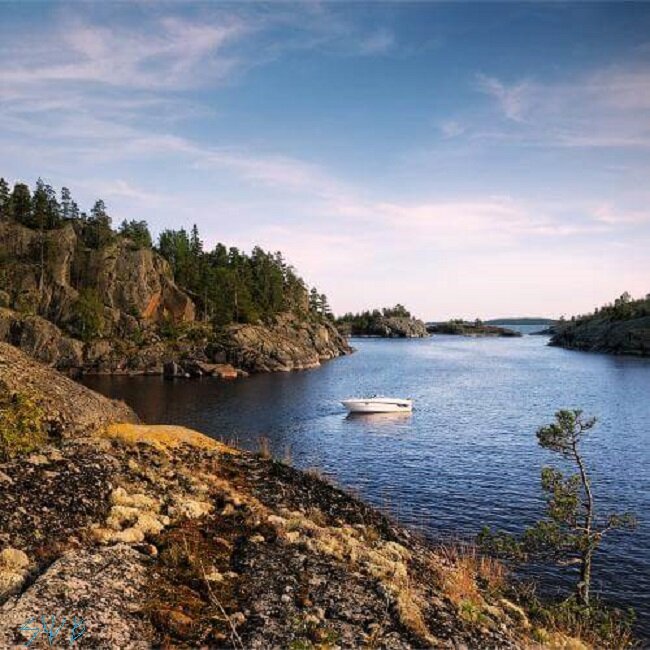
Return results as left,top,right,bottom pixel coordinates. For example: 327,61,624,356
1,2,649,320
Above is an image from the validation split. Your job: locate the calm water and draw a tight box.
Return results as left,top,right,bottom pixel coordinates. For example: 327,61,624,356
83,334,650,635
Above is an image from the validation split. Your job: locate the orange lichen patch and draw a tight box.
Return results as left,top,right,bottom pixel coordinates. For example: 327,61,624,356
142,293,161,320
103,424,238,455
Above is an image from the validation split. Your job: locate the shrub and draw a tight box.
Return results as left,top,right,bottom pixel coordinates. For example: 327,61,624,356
69,288,105,341
0,384,47,460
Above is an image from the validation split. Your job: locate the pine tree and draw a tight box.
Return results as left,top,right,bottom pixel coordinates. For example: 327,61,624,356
69,200,80,220
91,199,108,221
31,179,49,296
11,182,32,226
61,187,72,220
478,410,637,607
320,293,333,319
84,199,113,248
190,224,203,257
309,288,321,314
0,178,9,221
119,219,152,248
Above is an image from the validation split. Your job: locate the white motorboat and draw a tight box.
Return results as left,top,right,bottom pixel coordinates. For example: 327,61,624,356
341,396,413,414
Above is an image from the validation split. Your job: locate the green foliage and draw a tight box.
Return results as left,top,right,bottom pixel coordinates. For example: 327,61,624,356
336,304,413,334
382,304,411,318
119,219,152,249
69,288,105,341
526,595,636,649
0,385,47,461
0,177,10,220
10,182,32,225
565,292,650,326
80,200,113,248
156,229,316,326
2,177,324,329
32,177,62,230
159,315,180,340
476,526,525,561
479,410,637,609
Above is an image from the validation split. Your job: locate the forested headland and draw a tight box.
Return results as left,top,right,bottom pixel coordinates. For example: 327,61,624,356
550,292,650,356
0,177,350,374
336,305,429,338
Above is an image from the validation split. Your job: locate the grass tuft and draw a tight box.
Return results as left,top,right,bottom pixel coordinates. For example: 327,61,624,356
0,384,47,460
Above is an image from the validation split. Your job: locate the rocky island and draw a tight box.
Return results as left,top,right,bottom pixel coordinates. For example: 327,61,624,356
0,342,587,648
427,320,522,338
0,178,351,377
336,305,429,338
550,293,650,357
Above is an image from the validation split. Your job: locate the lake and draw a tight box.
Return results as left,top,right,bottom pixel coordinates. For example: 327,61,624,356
82,333,650,636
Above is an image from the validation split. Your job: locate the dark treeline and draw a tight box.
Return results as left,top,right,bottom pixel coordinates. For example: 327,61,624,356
0,177,332,326
336,304,411,334
562,292,650,324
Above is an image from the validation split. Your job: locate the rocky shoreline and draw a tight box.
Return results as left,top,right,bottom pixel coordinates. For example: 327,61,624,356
0,342,583,648
0,307,351,378
338,315,429,339
427,321,522,338
549,316,650,357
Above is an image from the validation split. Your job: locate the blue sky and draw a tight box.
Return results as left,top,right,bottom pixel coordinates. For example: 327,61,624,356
1,2,649,319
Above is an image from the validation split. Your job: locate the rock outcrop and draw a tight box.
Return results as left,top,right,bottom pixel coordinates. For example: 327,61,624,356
0,342,136,437
375,315,430,338
550,315,650,356
0,306,350,376
427,321,522,337
0,221,350,375
339,315,429,338
223,313,353,372
0,221,195,336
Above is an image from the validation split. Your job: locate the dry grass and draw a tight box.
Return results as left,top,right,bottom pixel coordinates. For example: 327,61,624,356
257,435,272,459
434,542,507,606
0,386,47,460
103,423,238,455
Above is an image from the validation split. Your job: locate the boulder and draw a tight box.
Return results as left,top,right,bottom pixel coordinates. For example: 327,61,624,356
163,361,184,378
181,360,239,379
0,308,84,369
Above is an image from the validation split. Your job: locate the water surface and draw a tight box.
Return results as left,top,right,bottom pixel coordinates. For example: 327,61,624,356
83,334,650,635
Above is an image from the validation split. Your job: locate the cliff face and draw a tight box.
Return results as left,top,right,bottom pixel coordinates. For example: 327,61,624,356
0,221,195,336
0,344,554,649
550,316,650,356
0,221,351,374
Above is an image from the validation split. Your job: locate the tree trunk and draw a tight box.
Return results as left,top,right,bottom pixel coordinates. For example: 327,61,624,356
578,547,593,606
39,227,45,299
574,440,594,607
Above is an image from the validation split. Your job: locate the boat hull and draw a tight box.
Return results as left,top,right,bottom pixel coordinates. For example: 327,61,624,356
341,399,412,414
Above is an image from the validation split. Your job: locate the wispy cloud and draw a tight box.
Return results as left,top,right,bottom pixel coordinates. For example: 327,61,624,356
475,66,650,148
358,28,395,55
476,74,532,122
0,15,247,91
